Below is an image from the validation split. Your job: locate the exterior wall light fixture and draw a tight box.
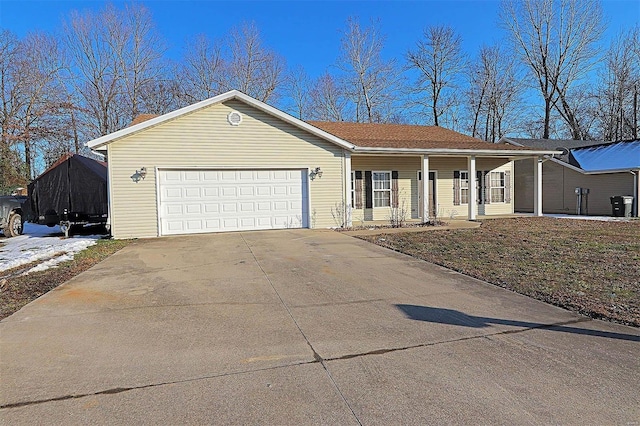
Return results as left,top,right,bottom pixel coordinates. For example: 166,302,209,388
131,167,147,183
310,167,323,180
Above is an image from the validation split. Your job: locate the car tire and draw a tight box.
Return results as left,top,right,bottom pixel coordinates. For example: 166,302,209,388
6,213,23,237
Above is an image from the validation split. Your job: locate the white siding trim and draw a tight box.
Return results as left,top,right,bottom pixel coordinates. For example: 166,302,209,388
421,155,430,222
534,156,543,216
107,148,114,231
353,146,560,157
468,156,477,220
306,167,313,228
344,151,352,227
155,166,161,237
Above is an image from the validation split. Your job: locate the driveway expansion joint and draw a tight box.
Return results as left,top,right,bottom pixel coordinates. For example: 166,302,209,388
324,317,597,362
239,233,363,426
0,316,608,412
0,360,319,410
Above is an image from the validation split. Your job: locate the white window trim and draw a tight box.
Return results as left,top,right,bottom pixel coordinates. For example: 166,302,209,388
372,170,392,208
490,171,506,203
459,170,470,205
351,171,356,209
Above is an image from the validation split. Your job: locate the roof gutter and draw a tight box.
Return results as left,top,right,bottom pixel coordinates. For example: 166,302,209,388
351,146,561,157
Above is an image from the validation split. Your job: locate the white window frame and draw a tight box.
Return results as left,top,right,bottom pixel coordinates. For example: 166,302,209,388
460,170,469,205
351,171,356,208
372,171,392,208
490,171,506,203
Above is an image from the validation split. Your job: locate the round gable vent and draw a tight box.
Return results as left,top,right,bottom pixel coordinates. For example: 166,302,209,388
227,111,243,126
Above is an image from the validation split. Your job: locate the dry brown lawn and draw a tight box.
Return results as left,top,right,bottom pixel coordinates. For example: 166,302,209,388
361,217,640,327
0,239,131,319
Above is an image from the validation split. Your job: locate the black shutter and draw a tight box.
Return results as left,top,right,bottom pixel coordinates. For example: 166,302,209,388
453,171,460,206
477,170,483,204
365,171,373,209
354,171,363,209
391,171,399,208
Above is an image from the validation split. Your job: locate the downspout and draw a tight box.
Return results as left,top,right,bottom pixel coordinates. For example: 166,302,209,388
631,170,639,217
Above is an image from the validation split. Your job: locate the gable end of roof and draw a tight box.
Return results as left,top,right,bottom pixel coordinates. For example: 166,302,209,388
86,90,355,151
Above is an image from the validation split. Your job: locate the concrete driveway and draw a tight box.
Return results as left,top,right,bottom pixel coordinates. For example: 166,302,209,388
1,229,638,424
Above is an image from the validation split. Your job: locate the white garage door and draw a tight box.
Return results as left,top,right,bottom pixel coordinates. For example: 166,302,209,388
158,169,308,235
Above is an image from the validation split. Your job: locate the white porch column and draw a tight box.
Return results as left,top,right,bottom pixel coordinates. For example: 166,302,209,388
634,170,640,217
421,155,430,222
468,155,477,220
344,152,352,227
533,156,543,217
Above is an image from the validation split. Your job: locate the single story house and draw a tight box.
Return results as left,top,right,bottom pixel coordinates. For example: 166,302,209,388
502,137,640,217
86,90,558,239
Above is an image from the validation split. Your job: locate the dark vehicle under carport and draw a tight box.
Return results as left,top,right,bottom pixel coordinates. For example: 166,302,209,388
26,154,108,237
0,195,27,237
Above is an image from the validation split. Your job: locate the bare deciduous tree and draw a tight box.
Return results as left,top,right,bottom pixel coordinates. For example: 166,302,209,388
179,34,225,104
140,78,182,115
226,22,285,102
64,3,166,137
284,65,312,119
0,31,68,180
467,44,522,141
337,17,402,123
0,30,25,191
116,3,166,121
406,25,465,126
596,26,640,141
501,0,605,139
308,72,348,122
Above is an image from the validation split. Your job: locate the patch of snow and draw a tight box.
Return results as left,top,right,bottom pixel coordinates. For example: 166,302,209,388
0,223,102,273
26,253,75,274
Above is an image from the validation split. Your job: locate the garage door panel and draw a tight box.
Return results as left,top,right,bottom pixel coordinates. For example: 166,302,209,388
239,186,254,196
165,220,185,232
204,219,220,230
221,171,236,180
203,187,219,197
203,204,219,213
202,171,219,181
272,186,287,196
240,202,255,212
184,187,201,198
221,187,237,197
159,169,307,236
184,171,201,180
165,205,183,215
185,204,201,214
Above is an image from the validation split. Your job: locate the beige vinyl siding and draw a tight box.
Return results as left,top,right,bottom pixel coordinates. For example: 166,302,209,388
515,159,634,215
351,156,513,222
351,156,418,222
107,99,345,238
429,158,513,218
477,159,514,216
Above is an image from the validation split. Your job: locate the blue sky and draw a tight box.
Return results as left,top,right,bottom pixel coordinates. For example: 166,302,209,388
1,0,639,78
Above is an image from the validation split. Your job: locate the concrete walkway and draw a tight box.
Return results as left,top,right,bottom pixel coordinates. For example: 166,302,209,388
1,230,638,424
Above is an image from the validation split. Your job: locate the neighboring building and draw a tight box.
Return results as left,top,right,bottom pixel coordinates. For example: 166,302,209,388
502,137,640,217
86,91,557,239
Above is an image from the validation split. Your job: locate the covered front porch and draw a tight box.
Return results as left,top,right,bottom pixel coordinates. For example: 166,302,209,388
343,153,546,226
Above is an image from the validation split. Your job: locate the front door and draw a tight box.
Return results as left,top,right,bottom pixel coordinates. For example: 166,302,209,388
417,171,437,217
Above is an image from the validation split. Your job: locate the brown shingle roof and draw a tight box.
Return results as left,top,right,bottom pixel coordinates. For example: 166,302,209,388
128,114,158,127
309,121,534,151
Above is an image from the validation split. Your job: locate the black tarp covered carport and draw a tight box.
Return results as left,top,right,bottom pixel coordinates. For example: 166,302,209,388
26,154,108,229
